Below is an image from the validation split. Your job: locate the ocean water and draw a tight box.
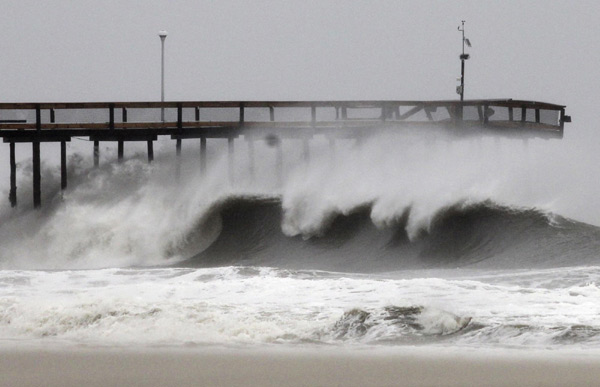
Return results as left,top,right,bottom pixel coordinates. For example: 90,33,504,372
0,132,599,351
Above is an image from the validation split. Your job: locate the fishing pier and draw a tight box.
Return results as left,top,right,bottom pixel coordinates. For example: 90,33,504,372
0,99,569,208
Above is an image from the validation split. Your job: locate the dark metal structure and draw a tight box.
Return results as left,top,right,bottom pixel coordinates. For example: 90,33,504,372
0,99,570,208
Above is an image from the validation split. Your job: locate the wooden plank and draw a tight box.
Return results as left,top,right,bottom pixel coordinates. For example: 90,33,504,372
89,133,158,142
2,134,72,143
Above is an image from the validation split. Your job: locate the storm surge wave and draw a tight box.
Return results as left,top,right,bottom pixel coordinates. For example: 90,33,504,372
0,130,597,270
182,196,600,272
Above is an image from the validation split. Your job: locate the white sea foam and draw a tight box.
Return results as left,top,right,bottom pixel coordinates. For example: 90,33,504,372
1,266,599,349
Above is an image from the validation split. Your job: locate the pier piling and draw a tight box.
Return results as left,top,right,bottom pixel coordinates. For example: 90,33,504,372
247,140,255,181
200,138,207,175
32,141,41,208
61,141,67,190
147,141,154,163
228,138,234,184
93,141,99,167
276,142,283,187
9,142,16,207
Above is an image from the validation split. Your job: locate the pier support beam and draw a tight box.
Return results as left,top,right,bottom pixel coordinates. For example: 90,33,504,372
302,138,310,163
200,138,207,175
276,141,283,187
118,108,126,162
61,141,67,190
247,140,255,182
228,138,234,184
9,142,16,207
147,141,154,163
32,141,41,209
329,137,336,165
93,141,99,167
175,139,182,180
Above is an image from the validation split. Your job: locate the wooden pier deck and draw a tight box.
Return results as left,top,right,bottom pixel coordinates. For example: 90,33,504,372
0,99,570,208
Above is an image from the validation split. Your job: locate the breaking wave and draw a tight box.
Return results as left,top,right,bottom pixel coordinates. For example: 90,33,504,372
181,197,600,271
1,131,599,270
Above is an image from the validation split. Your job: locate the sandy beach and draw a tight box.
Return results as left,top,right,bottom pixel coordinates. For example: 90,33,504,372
1,346,599,387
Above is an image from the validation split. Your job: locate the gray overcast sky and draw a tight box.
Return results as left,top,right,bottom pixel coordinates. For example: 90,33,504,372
1,0,600,221
1,1,597,104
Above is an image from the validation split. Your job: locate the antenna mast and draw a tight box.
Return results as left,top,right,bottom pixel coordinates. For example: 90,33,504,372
457,21,470,101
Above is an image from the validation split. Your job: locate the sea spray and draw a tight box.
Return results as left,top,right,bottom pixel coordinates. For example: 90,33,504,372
0,129,596,270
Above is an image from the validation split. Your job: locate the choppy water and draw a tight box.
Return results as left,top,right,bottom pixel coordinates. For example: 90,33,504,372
0,132,599,351
0,266,599,349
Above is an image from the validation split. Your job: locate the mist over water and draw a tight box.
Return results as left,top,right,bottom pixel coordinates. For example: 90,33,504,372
0,129,593,270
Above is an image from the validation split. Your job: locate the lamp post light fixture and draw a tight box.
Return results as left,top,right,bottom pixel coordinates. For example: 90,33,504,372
158,30,168,122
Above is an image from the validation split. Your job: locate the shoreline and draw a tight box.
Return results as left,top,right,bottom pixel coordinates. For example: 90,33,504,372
1,345,600,387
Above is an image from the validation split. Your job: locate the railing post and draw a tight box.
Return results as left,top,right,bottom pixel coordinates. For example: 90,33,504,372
109,104,115,130
270,106,275,122
311,105,316,126
177,103,183,130
483,104,489,125
35,104,41,131
239,103,245,124
535,108,540,123
521,106,526,123
508,107,514,122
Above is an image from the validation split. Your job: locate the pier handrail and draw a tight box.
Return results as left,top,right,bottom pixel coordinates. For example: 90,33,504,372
0,99,566,111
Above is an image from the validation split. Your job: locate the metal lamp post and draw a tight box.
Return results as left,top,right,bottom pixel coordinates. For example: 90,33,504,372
158,30,168,122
